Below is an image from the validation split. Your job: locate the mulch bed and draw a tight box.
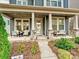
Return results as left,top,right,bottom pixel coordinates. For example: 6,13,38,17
70,44,79,59
48,41,79,59
48,41,59,58
10,41,41,59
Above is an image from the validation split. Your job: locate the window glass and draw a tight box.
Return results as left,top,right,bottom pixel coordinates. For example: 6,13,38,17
46,0,62,7
52,18,57,30
28,0,33,5
52,17,65,31
17,1,21,5
35,0,43,6
58,0,61,7
59,18,64,30
51,1,57,6
47,0,50,6
23,1,27,6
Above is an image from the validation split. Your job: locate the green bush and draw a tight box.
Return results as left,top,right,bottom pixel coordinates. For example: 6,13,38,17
31,42,38,55
0,15,11,59
75,37,79,44
58,49,73,59
55,38,75,51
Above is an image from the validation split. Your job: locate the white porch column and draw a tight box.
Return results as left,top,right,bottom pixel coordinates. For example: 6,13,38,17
74,15,79,36
48,13,53,37
31,12,35,35
44,0,46,6
75,15,78,29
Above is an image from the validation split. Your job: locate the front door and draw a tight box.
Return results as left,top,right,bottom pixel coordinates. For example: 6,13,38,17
15,19,30,36
35,18,43,35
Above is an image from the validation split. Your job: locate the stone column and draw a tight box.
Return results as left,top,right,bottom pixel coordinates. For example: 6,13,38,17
48,13,53,38
31,12,35,35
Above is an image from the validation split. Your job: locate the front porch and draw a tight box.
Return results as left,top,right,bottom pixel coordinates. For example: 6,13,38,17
0,3,79,39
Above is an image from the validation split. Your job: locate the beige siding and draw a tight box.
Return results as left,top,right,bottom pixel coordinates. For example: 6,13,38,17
70,0,79,8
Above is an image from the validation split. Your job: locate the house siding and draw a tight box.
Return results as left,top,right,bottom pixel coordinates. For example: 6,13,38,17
70,0,79,8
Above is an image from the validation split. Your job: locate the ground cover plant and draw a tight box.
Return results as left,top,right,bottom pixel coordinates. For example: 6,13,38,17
55,38,76,51
75,37,79,44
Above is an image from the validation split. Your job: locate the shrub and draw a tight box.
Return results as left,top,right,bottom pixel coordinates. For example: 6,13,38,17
75,37,79,44
31,42,38,55
58,49,73,59
55,38,75,51
0,14,11,59
17,42,26,53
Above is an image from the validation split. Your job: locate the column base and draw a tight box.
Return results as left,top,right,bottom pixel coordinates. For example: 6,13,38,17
48,30,53,39
74,29,79,37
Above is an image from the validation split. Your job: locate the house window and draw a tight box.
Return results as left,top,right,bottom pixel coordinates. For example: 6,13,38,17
35,0,43,6
16,0,28,6
47,0,63,7
17,1,21,5
52,17,65,31
23,1,27,6
51,0,57,6
59,18,64,30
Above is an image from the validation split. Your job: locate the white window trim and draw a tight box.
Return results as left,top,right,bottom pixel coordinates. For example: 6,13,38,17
52,17,65,31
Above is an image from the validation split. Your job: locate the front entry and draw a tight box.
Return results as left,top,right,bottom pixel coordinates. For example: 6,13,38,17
35,18,43,35
15,19,30,36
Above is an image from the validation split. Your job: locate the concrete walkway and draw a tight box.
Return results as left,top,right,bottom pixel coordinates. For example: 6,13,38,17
38,40,58,59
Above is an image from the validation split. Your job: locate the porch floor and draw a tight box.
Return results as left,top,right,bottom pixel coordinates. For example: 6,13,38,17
8,35,74,42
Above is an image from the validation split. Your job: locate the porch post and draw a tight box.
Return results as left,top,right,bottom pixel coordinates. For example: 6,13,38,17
74,15,79,36
48,13,53,37
75,15,78,29
31,12,35,35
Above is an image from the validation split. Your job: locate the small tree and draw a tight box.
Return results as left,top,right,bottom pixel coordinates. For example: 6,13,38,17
0,14,11,59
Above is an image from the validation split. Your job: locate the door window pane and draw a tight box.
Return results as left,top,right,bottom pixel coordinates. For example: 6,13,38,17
16,20,21,31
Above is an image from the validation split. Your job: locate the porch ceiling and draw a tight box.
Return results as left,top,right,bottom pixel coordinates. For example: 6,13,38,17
0,3,79,17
